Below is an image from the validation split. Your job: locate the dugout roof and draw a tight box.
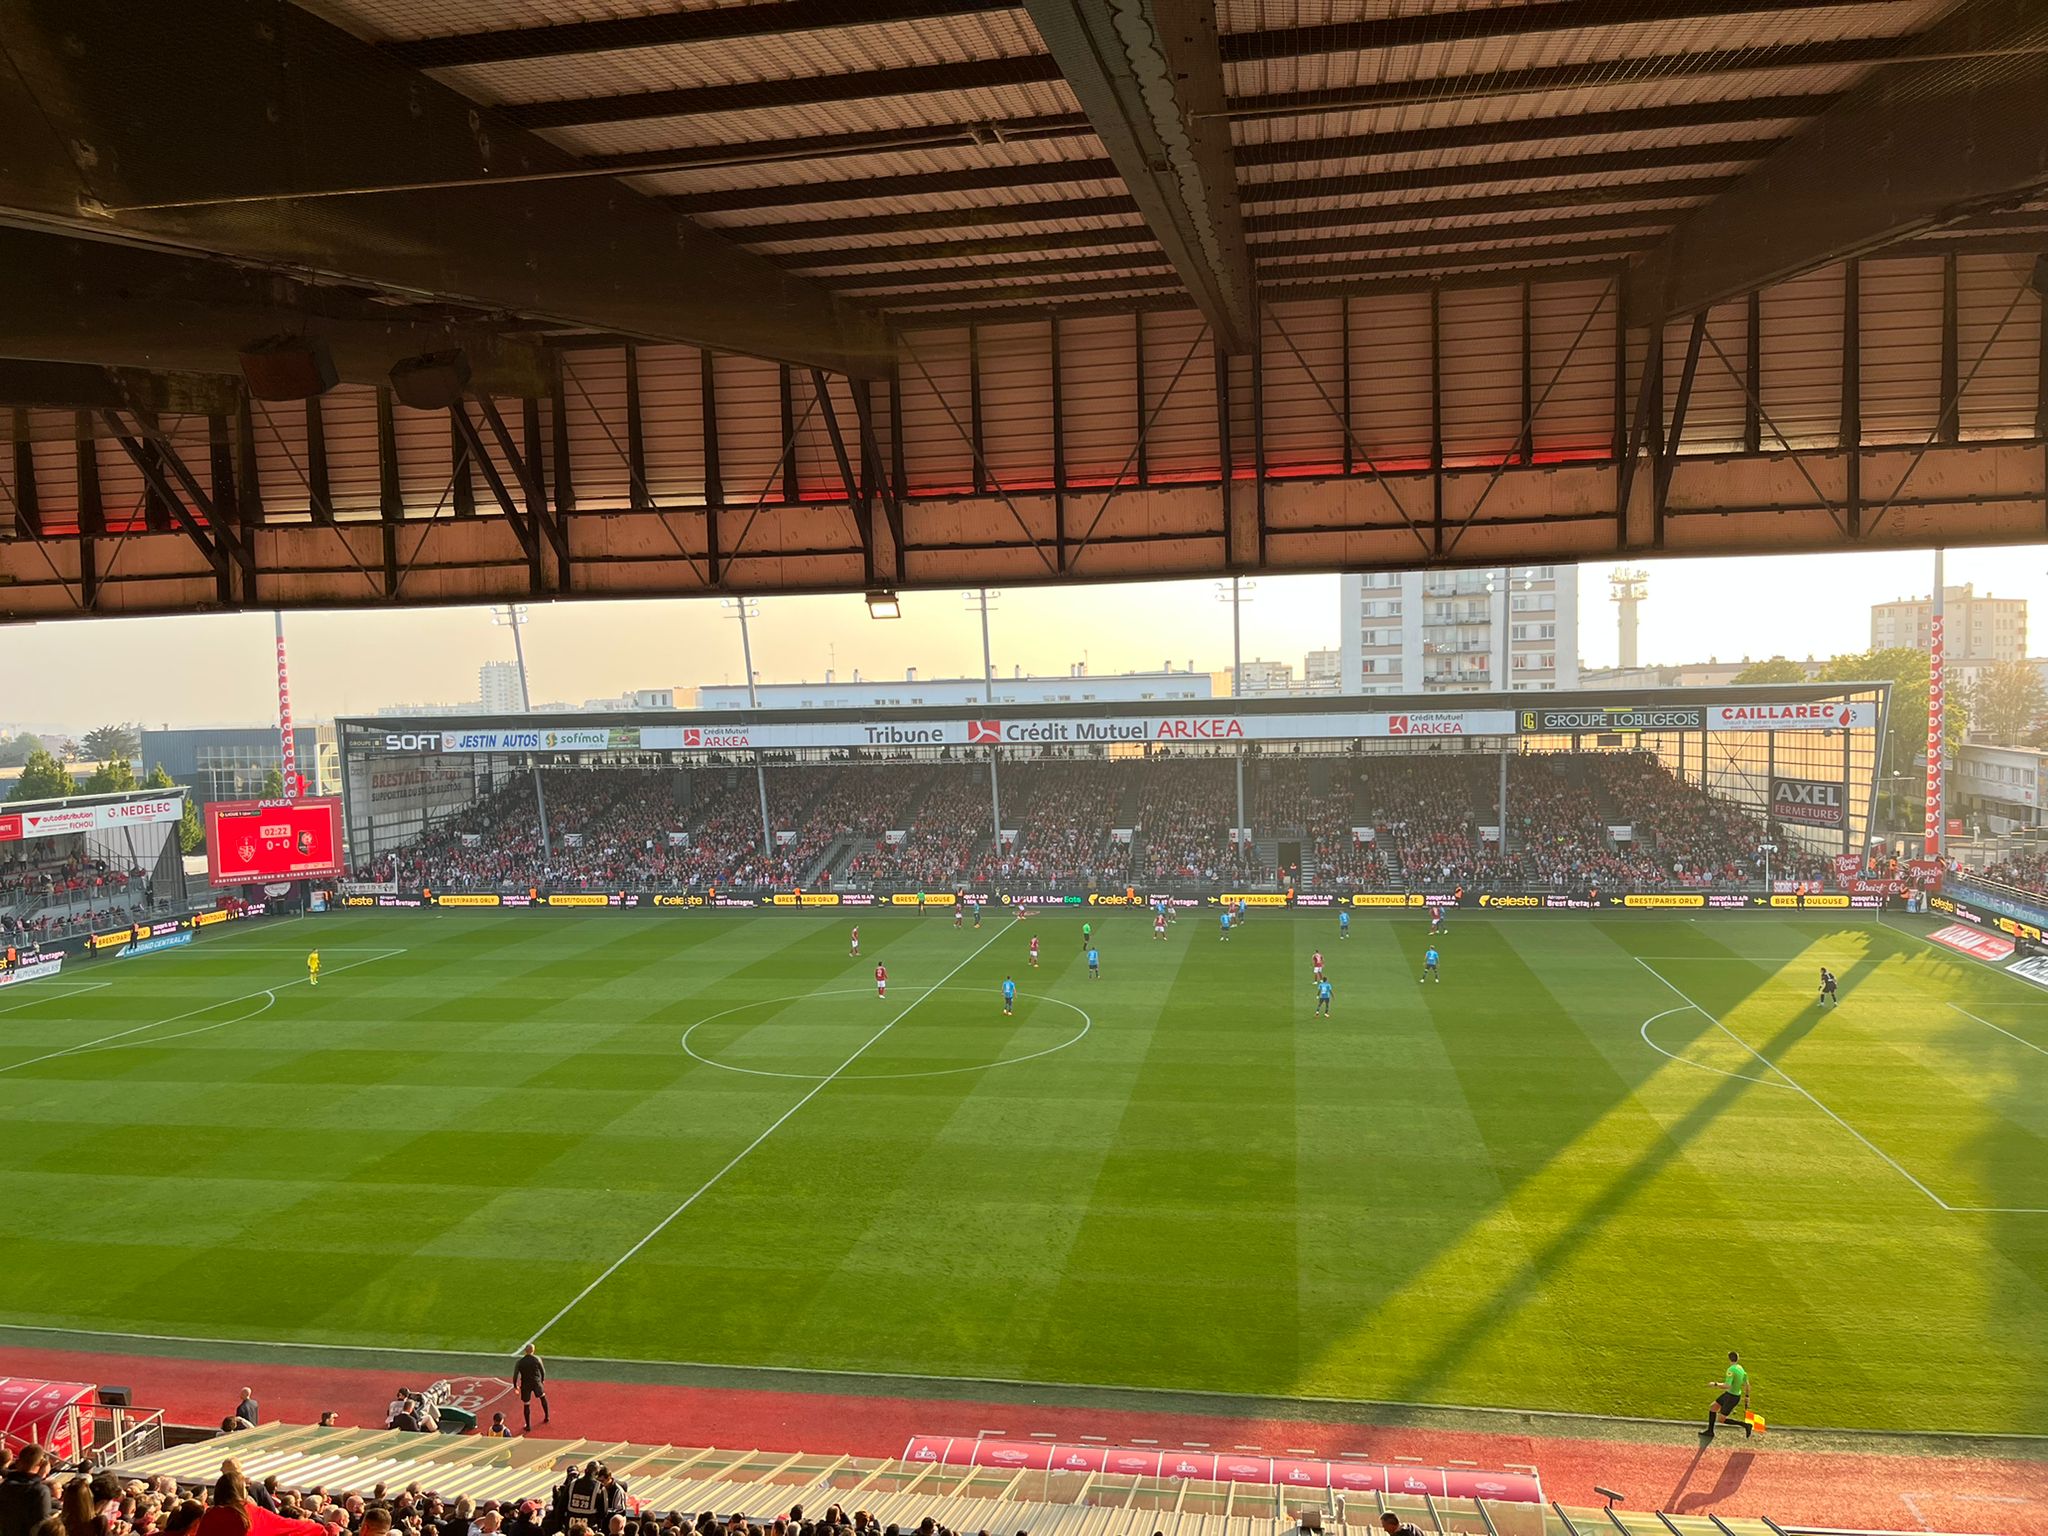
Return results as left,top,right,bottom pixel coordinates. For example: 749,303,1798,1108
4,2,2048,617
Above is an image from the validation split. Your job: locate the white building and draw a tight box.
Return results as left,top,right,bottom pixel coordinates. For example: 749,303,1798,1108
696,665,1213,711
1302,648,1342,694
1337,566,1579,695
478,660,526,714
1230,658,1295,696
1872,584,2026,665
1956,741,2048,832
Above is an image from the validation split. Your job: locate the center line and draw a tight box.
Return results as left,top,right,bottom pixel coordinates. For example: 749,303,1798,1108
523,914,1021,1348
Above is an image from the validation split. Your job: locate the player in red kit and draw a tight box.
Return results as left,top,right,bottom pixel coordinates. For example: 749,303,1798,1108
1028,935,1040,968
849,925,860,957
875,963,887,999
1312,950,1325,982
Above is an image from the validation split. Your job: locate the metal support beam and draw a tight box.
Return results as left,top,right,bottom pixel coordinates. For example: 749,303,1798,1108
98,408,231,599
1133,312,1150,486
452,414,477,519
1056,319,1073,577
1940,251,1962,444
1022,0,1254,352
701,350,724,585
1215,347,1235,561
0,230,551,396
968,325,988,496
74,418,99,609
1520,280,1535,466
1430,285,1445,558
0,1,888,377
1842,259,1863,538
1744,290,1764,454
208,411,245,601
853,378,905,585
1251,300,1268,567
812,369,875,588
625,345,651,514
305,398,334,527
1616,323,1663,526
1627,0,2048,319
1653,313,1708,546
778,365,799,504
234,395,264,529
524,395,569,591
449,400,541,576
10,412,41,540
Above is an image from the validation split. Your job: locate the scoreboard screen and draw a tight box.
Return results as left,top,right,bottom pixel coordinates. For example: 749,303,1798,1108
206,797,345,885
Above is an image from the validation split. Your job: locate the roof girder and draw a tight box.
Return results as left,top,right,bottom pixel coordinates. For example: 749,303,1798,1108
0,0,889,378
1627,0,2048,320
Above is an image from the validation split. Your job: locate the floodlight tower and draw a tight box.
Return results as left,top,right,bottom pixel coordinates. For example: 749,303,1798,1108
1610,567,1649,671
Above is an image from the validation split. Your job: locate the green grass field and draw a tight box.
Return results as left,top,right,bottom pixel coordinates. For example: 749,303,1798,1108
2,906,2044,1435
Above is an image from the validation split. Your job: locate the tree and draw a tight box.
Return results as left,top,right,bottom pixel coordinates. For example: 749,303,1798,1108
1733,656,1807,685
260,766,286,798
1969,659,2045,745
144,763,204,854
81,723,140,764
1817,648,1969,826
81,759,138,795
56,738,80,762
0,731,40,768
6,747,76,803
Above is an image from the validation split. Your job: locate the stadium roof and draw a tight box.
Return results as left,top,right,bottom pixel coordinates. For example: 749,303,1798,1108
4,2,2048,617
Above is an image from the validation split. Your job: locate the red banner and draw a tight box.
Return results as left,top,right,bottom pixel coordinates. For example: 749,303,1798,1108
907,1438,1543,1505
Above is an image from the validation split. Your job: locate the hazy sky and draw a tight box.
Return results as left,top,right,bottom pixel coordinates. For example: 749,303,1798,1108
1,544,2039,732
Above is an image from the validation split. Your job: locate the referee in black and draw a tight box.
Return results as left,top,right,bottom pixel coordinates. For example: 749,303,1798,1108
515,1343,550,1431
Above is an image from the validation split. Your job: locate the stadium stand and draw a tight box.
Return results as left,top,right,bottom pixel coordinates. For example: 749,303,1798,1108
0,850,156,941
355,752,1840,898
83,1420,1974,1536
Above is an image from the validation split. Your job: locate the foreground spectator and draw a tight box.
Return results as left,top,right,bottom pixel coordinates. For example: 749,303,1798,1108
0,1446,53,1536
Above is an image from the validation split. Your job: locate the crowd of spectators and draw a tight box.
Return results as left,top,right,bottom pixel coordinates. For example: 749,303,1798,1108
1971,849,2048,898
0,1443,983,1536
1,853,153,941
843,768,991,888
1130,760,1258,883
992,761,1131,889
351,752,1848,895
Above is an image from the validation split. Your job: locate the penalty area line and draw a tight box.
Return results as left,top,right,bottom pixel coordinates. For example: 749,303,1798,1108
522,914,1023,1350
1633,957,1955,1211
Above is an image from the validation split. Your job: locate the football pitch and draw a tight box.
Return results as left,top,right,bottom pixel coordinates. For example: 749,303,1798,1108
1,906,2044,1437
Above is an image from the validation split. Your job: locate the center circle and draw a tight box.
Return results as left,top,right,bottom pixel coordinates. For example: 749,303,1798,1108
681,986,1092,1081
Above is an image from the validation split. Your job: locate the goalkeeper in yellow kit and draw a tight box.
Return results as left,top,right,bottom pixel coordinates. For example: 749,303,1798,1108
307,950,321,988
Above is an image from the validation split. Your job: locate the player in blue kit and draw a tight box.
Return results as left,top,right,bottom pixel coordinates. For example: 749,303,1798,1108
1421,945,1440,983
1087,945,1100,979
1315,976,1333,1017
1219,908,1232,941
1338,909,1350,939
1002,975,1017,1016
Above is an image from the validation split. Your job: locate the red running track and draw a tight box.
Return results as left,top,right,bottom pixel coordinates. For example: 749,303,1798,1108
5,1346,2041,1536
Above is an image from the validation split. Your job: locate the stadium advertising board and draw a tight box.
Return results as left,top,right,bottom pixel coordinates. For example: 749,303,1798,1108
1770,776,1847,827
0,795,182,843
0,952,63,987
375,708,1523,754
1927,889,2045,943
1519,706,1705,733
206,797,345,885
1708,701,1875,730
